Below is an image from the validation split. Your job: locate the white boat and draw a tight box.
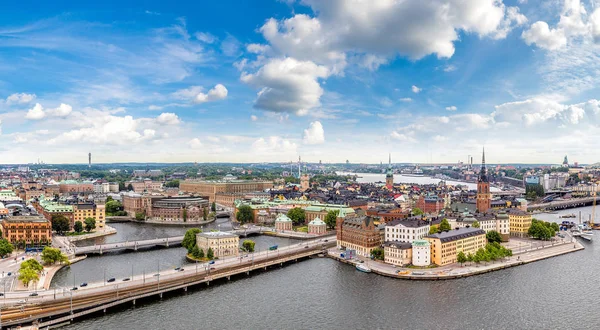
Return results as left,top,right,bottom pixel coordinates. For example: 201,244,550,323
581,232,593,241
356,264,372,273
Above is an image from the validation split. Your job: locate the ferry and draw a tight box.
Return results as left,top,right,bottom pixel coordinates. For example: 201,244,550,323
356,264,372,273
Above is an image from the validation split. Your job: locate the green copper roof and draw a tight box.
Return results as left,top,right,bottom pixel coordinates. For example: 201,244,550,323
275,214,292,222
309,217,326,226
412,240,430,247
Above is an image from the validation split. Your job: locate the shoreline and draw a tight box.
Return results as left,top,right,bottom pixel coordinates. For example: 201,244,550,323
106,217,217,226
66,225,117,242
328,240,584,280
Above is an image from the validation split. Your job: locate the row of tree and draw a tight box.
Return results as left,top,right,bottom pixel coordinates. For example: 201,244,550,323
456,242,513,266
190,246,214,260
18,259,44,287
73,218,96,233
528,219,559,240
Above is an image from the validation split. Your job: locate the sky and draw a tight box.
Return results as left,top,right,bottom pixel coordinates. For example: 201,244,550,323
0,0,600,165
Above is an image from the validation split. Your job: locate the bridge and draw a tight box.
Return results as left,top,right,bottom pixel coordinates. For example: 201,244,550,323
527,197,598,211
73,226,271,255
0,239,336,328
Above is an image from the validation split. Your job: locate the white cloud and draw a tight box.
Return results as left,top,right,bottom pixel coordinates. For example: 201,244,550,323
148,105,163,110
432,135,448,142
5,93,36,105
241,57,330,115
188,138,203,149
195,32,217,44
446,106,457,111
411,85,421,93
25,103,45,120
390,131,416,142
156,112,181,125
399,98,413,102
252,136,298,156
522,21,567,50
250,115,258,121
0,119,2,135
49,103,72,117
195,84,228,103
493,98,599,126
247,43,271,54
303,121,325,144
171,86,204,100
592,9,600,42
443,65,457,72
221,35,241,56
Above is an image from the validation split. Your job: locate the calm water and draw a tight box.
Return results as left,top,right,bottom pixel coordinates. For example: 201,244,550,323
338,172,500,191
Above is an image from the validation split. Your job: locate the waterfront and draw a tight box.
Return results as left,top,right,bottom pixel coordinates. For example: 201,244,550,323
337,172,500,191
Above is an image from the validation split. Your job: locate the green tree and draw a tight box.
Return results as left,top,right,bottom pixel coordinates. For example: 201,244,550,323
457,251,467,266
191,245,200,259
127,183,134,191
439,218,451,232
0,239,14,257
73,221,83,233
236,205,254,224
182,208,188,222
198,248,205,259
18,267,39,287
51,215,70,235
466,253,474,264
428,225,439,234
371,247,384,260
242,240,255,252
135,212,145,221
207,247,214,260
182,228,202,252
472,220,480,228
412,207,424,216
287,207,306,226
203,207,208,221
106,196,114,202
21,259,44,273
41,247,70,265
165,179,180,188
211,202,216,212
486,230,502,243
84,218,96,232
324,210,339,230
105,200,123,215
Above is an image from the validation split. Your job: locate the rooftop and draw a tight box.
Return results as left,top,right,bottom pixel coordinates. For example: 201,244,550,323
383,241,412,249
3,215,49,223
426,227,485,243
412,239,430,247
386,218,429,228
197,231,238,238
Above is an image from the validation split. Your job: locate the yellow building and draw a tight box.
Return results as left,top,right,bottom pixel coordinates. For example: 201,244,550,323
425,227,486,266
180,180,273,203
507,209,532,238
195,231,239,258
73,203,106,230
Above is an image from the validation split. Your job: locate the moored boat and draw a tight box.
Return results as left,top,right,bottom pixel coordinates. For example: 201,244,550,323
356,264,372,273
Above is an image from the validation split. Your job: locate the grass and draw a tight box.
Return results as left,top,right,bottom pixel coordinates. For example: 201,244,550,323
407,264,438,269
66,231,94,236
294,226,308,233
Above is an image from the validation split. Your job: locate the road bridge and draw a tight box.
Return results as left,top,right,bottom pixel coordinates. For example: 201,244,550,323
73,226,271,255
0,239,335,328
527,197,597,211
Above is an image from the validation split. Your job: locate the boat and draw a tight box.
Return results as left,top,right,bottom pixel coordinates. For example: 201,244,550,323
581,231,594,241
356,264,372,273
560,214,576,218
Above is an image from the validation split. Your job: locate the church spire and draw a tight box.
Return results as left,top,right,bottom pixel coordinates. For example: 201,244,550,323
388,153,391,167
479,147,488,183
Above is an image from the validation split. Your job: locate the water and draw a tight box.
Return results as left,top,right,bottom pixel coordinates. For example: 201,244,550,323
338,172,500,191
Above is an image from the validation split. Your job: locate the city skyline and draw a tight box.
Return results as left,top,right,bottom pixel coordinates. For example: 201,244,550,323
1,0,600,164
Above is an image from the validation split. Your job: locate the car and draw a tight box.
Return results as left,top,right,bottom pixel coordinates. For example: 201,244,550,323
80,282,88,287
0,293,4,297
391,265,397,268
107,278,116,283
29,292,39,296
174,267,181,271
304,246,309,249
244,254,248,257
210,267,216,270
153,273,160,277
7,272,11,276
323,239,328,242
209,260,215,265
17,299,26,304
122,278,130,281
179,268,185,272
71,287,78,291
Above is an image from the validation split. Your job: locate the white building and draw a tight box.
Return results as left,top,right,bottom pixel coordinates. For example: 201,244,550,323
93,182,110,194
383,241,412,266
450,211,510,241
412,240,431,266
385,219,430,243
195,231,239,258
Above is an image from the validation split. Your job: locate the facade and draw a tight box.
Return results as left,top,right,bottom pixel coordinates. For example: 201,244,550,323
73,203,106,230
411,240,431,267
180,180,273,203
476,149,492,213
145,197,209,222
336,215,382,257
59,180,94,194
0,215,52,246
425,227,486,266
93,182,110,194
32,196,74,228
108,182,120,193
449,211,510,241
122,192,145,216
275,213,293,231
305,204,355,224
308,217,327,235
128,179,163,193
383,241,412,266
195,231,239,258
384,219,430,243
507,209,532,238
415,195,445,214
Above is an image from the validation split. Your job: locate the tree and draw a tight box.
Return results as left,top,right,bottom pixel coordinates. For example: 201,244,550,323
106,196,114,202
0,239,14,257
242,240,255,252
198,248,205,259
73,221,83,233
182,208,188,222
165,179,180,188
203,207,208,221
191,245,200,259
18,267,39,287
324,210,339,230
21,259,43,273
182,228,202,252
528,219,555,240
84,218,96,232
439,218,451,232
466,253,474,264
105,200,123,215
211,202,216,212
412,207,424,216
287,207,306,226
486,230,502,243
51,215,70,235
135,212,145,221
127,183,134,191
429,225,439,235
472,221,480,228
207,247,214,260
236,205,254,224
371,247,384,260
457,251,467,266
41,247,69,265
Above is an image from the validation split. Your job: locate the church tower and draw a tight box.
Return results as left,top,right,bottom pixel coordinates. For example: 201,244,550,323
385,153,394,189
476,148,491,213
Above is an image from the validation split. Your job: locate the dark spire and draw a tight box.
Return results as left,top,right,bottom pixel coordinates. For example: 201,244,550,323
479,147,488,183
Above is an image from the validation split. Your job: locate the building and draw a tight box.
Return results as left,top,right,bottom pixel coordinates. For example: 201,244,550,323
385,154,393,189
180,180,274,203
132,169,163,177
507,208,532,238
300,174,310,191
0,190,22,203
108,182,120,193
127,179,163,193
448,211,510,242
425,227,486,266
73,203,106,230
336,215,382,257
384,218,430,243
411,240,431,266
304,204,355,224
59,180,94,194
0,215,52,246
383,241,412,266
32,196,74,228
415,195,445,214
122,192,145,216
476,148,491,213
275,213,293,231
308,217,327,235
195,231,239,258
93,182,110,194
145,197,209,222
0,202,8,216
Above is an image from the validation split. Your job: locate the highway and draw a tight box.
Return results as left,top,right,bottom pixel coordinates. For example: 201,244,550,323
0,238,335,328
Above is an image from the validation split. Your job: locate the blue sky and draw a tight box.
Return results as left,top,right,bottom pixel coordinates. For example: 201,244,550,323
1,0,600,164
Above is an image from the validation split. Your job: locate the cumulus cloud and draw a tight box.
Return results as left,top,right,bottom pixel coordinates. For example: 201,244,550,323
252,136,298,155
400,98,413,102
303,121,325,144
25,103,45,120
188,138,203,149
48,115,158,145
250,115,258,121
390,131,416,142
522,21,567,50
195,84,228,103
493,98,599,126
241,57,330,115
195,32,217,43
50,103,73,117
156,112,181,125
5,93,36,105
411,85,421,93
446,106,457,111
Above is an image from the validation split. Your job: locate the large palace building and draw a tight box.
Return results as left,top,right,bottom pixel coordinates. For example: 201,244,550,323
179,180,273,203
